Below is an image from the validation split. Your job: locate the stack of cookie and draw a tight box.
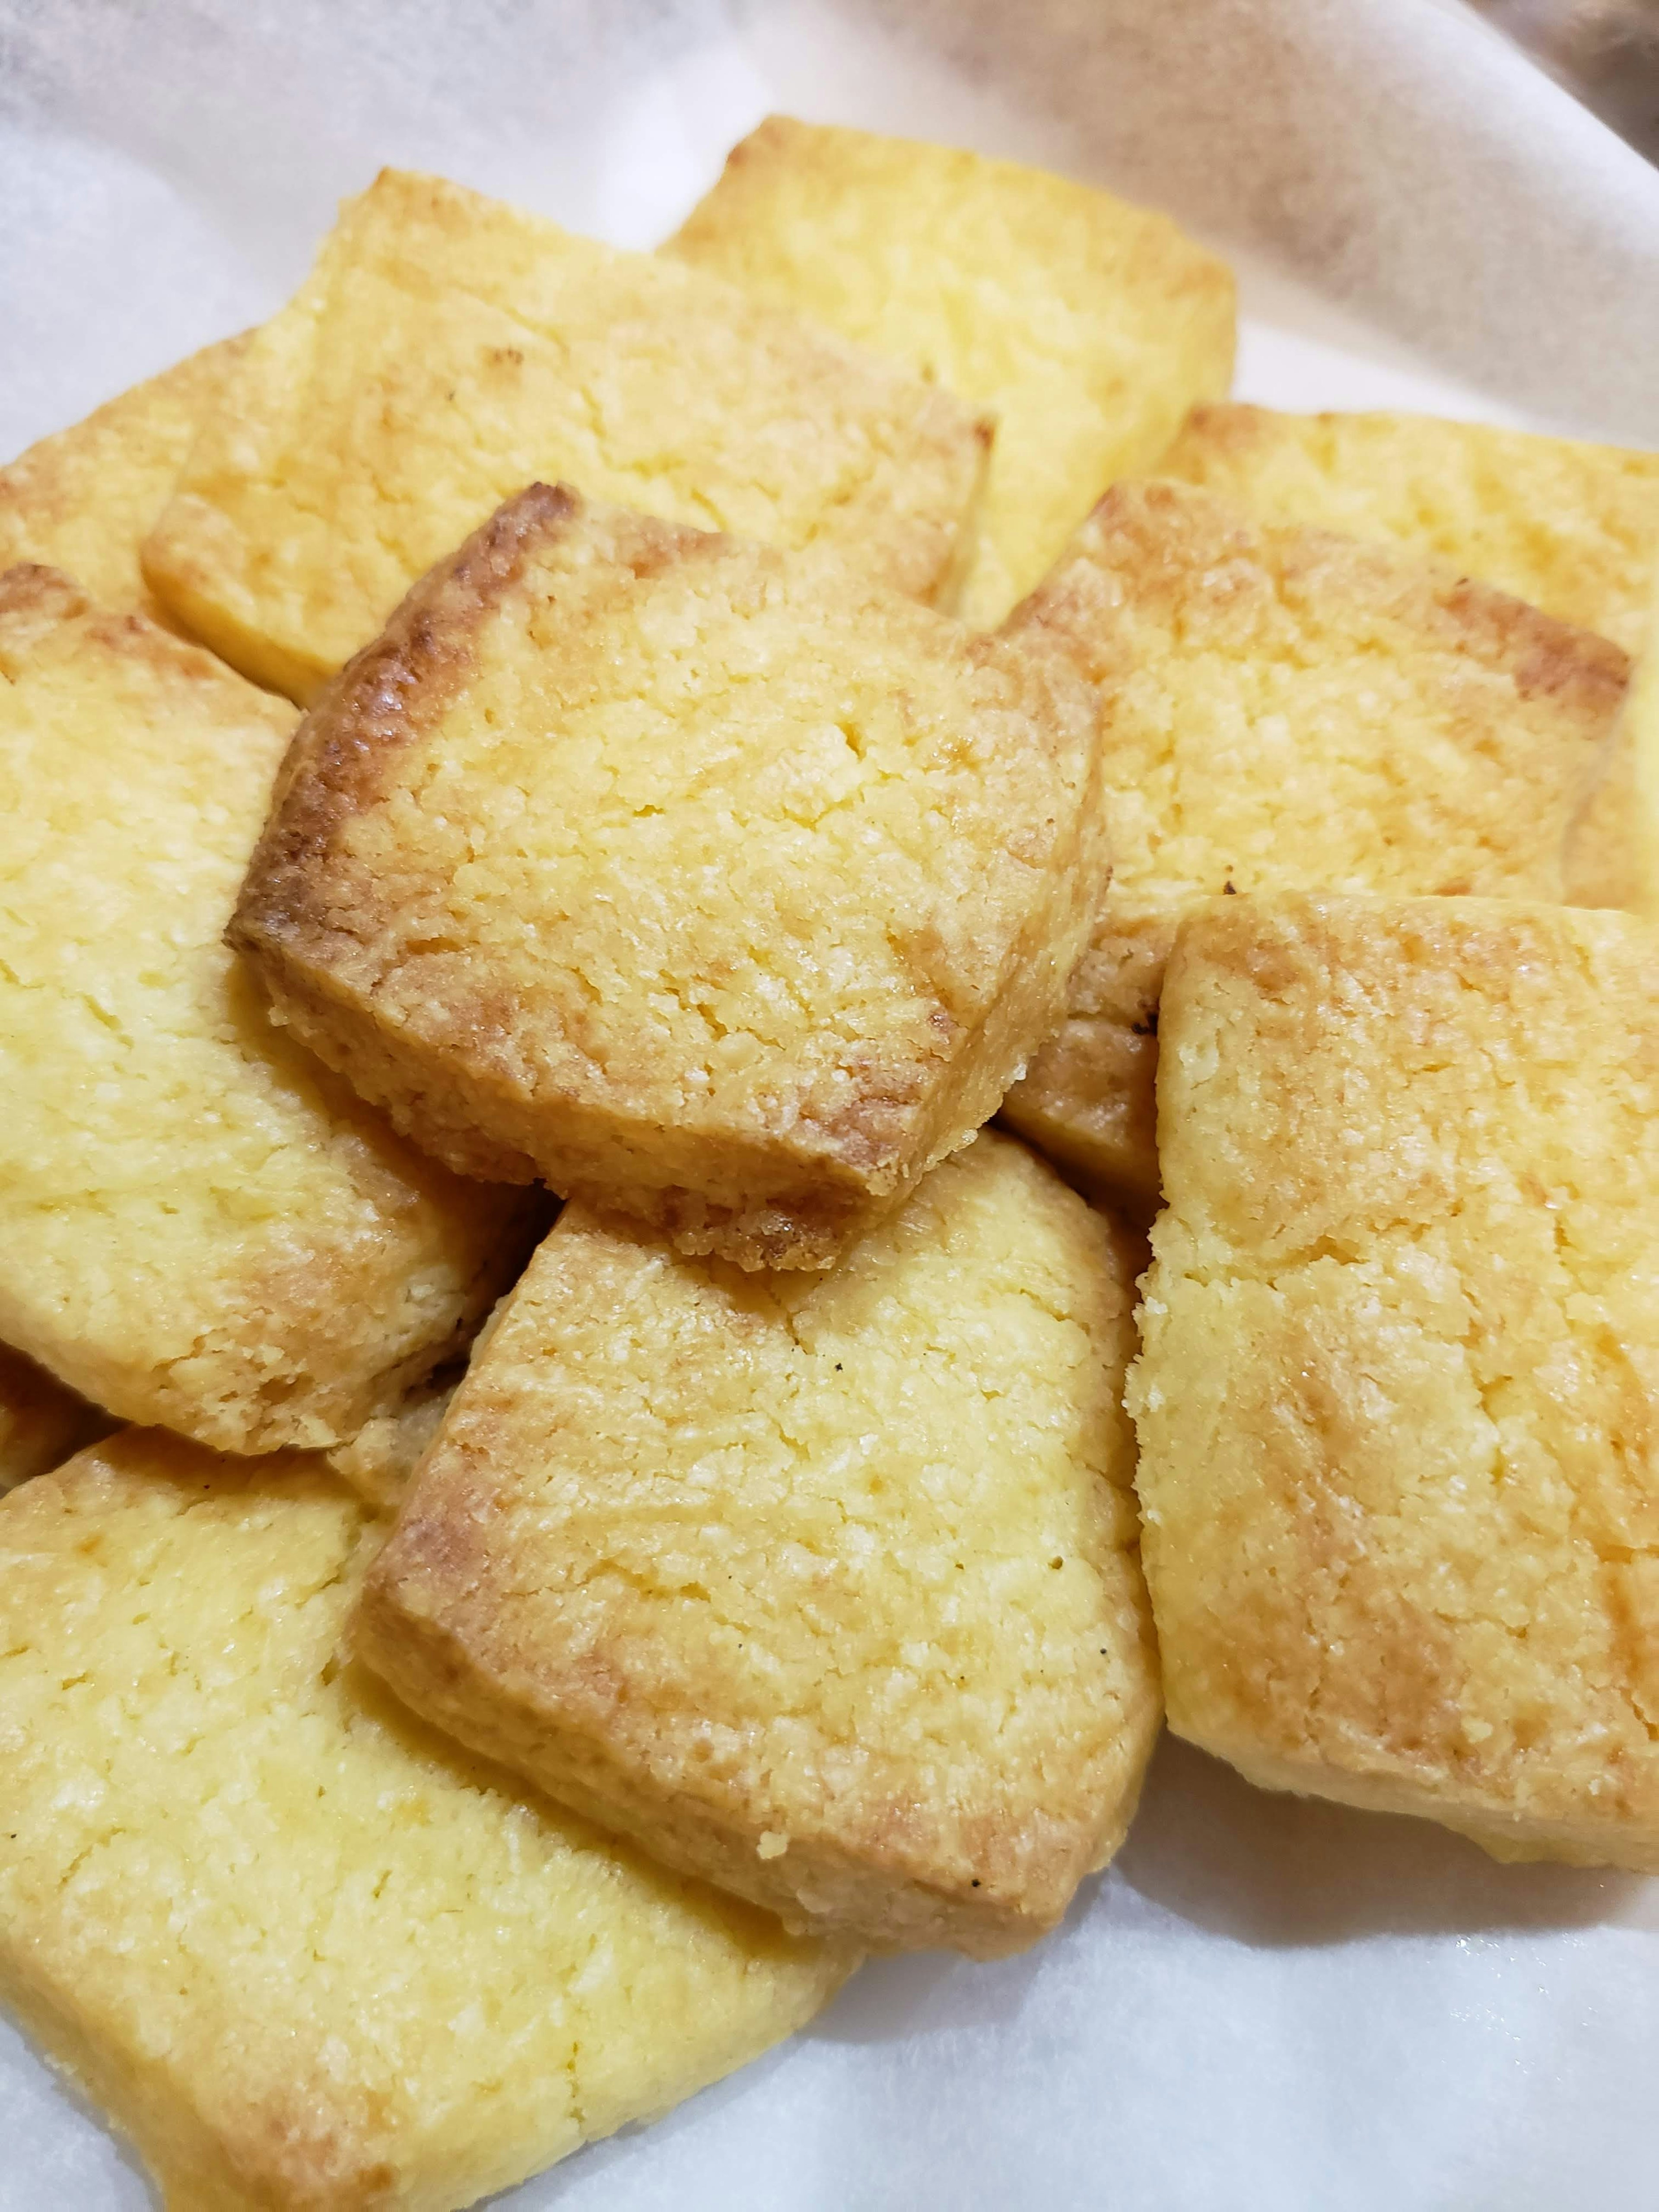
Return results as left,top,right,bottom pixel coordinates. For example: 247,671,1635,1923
2,118,1656,2212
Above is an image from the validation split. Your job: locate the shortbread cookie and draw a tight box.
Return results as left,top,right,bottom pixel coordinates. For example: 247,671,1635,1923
1130,892,1659,1871
666,116,1234,628
1159,403,1659,653
0,1432,851,2212
0,565,528,1452
356,1132,1160,1957
142,168,986,702
231,484,1106,1271
998,481,1630,1207
0,334,245,632
0,1344,110,1494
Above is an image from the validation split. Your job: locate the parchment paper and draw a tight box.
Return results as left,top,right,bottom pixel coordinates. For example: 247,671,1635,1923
1,3,1656,2206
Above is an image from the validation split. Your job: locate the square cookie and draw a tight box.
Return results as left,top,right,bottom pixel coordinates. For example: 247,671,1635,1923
231,484,1107,1271
1158,403,1659,653
665,115,1235,628
0,564,528,1452
142,168,987,702
998,480,1632,1207
356,1131,1160,1957
0,333,246,632
0,1432,850,2212
1130,892,1659,1871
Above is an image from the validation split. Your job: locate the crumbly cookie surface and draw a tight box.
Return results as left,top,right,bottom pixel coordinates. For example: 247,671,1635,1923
1159,402,1659,653
0,334,245,632
999,480,1630,1206
666,115,1234,628
1130,893,1659,1870
232,484,1108,1269
356,1132,1160,1956
0,564,527,1451
0,1433,851,2212
142,168,986,701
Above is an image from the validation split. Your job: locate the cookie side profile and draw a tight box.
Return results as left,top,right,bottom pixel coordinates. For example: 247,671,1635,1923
1158,403,1659,653
0,1433,852,2212
1130,893,1659,1869
356,1132,1160,1957
141,168,987,701
231,484,1108,1270
666,115,1235,628
0,564,529,1451
0,1344,112,1493
998,480,1630,1208
0,334,246,632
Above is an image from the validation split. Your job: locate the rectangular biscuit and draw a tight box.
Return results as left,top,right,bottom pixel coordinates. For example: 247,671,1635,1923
665,116,1235,629
0,564,530,1452
0,1344,111,1494
230,483,1108,1271
141,168,988,702
0,1432,852,2212
1158,402,1659,653
0,334,246,633
1129,892,1659,1871
356,1131,1160,1957
998,480,1632,1208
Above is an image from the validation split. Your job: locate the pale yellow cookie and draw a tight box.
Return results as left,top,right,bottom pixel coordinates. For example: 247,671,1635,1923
1159,402,1659,653
0,565,529,1452
142,168,988,702
356,1132,1160,1958
0,1431,852,2212
666,116,1235,627
999,481,1630,1208
0,335,246,632
231,485,1107,1271
1130,892,1659,1871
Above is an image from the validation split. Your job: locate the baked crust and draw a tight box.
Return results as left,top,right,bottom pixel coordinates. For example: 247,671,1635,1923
1130,892,1659,1870
231,483,1109,1270
0,563,531,1451
1159,401,1659,653
665,114,1234,627
141,167,988,702
0,1433,852,2211
999,480,1631,1208
0,334,246,632
356,1132,1160,1956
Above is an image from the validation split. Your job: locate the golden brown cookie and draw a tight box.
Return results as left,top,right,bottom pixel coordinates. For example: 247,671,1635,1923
667,116,1234,627
1131,891,1659,1871
142,168,988,701
231,484,1107,1270
999,481,1631,1208
1159,402,1659,653
356,1133,1160,1956
0,1431,852,2212
0,334,246,632
0,564,529,1451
